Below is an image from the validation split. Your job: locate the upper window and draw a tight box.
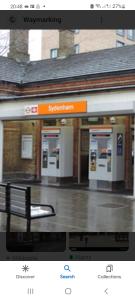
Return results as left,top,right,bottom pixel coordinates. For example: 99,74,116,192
127,30,135,40
74,44,80,54
116,40,125,47
116,29,125,36
50,48,58,59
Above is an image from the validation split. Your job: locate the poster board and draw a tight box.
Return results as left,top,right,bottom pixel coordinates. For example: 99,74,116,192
21,135,33,159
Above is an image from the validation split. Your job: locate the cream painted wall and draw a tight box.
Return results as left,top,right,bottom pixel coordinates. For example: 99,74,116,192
0,90,135,119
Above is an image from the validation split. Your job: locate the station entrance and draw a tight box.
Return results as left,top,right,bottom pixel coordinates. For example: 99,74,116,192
2,114,134,194
80,116,133,192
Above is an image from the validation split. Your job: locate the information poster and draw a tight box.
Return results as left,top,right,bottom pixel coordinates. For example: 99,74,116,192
21,135,33,159
117,133,123,156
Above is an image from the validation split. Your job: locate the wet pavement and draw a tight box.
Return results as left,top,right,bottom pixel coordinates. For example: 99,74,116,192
0,185,135,232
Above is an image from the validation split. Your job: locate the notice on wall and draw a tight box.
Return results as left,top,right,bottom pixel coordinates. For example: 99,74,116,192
21,135,33,159
24,105,38,115
117,133,123,156
90,139,97,171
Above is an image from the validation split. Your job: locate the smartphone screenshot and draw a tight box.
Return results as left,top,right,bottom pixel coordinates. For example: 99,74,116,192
0,2,135,299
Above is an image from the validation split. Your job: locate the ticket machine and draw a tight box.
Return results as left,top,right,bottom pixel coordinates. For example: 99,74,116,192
89,125,125,189
41,127,73,178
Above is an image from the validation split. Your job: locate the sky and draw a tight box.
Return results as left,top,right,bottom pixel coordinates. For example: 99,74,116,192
29,30,42,60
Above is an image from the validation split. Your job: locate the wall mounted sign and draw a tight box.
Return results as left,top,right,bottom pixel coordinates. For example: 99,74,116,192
24,105,38,115
38,100,87,115
21,135,33,159
42,128,60,134
89,127,112,134
24,100,87,116
117,133,123,156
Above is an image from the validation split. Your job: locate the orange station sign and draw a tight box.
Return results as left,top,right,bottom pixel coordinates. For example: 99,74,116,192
25,100,87,116
38,100,87,115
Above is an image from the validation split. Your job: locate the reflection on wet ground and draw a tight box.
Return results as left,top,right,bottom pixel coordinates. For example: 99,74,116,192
0,185,135,232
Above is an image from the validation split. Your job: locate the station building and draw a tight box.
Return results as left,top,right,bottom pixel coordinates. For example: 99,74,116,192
0,30,135,195
41,29,135,59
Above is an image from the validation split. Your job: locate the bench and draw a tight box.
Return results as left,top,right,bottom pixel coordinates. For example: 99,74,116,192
0,183,7,213
0,183,56,232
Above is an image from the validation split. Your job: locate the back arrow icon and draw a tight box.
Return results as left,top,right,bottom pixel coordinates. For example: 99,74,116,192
105,288,108,295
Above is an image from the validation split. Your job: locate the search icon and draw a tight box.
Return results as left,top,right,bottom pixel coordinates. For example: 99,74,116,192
64,265,71,272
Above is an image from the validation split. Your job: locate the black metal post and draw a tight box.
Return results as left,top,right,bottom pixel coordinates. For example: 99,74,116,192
26,186,31,233
6,182,11,232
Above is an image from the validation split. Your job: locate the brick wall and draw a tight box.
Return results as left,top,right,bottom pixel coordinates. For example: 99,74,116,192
3,120,41,180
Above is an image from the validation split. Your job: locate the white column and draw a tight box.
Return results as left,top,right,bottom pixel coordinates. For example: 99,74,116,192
0,121,3,182
134,116,135,197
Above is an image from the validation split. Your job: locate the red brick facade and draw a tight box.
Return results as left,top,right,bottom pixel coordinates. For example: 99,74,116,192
1,73,135,97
